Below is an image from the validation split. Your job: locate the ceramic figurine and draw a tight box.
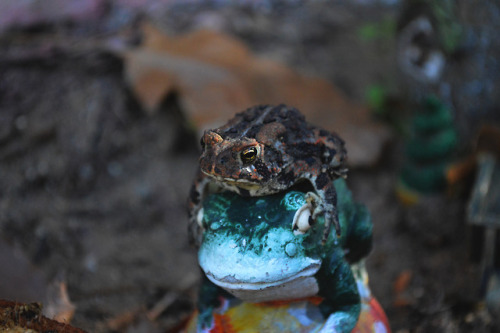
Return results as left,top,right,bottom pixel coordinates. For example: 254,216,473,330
186,105,390,332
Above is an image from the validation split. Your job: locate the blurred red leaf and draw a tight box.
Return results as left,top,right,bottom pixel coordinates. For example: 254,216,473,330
393,270,413,307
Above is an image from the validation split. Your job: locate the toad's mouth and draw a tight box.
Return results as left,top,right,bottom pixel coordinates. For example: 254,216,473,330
203,171,263,191
221,179,262,191
204,262,320,291
202,262,321,302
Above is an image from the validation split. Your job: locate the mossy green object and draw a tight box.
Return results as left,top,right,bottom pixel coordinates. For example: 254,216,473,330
406,128,457,162
399,96,458,196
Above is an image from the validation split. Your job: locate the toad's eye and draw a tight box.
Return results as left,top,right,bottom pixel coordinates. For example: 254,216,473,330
200,137,205,150
240,147,258,164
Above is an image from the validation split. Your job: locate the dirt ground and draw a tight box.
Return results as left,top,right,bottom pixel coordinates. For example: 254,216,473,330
0,1,499,332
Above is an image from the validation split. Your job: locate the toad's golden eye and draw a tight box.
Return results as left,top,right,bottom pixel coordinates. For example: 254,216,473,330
240,147,258,164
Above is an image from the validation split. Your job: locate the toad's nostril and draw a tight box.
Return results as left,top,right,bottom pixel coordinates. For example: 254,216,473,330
285,242,297,257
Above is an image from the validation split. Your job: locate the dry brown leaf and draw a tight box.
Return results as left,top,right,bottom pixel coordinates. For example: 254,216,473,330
123,22,391,167
44,282,76,324
393,270,412,294
446,155,477,186
393,270,413,307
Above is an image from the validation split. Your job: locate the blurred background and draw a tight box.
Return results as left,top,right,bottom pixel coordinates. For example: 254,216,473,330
0,0,499,332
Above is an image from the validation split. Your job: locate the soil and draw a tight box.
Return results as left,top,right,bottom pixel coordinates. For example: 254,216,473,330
0,1,498,333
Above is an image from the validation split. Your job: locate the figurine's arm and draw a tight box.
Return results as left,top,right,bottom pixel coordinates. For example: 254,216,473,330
187,171,211,247
196,274,234,330
317,247,361,333
344,203,373,263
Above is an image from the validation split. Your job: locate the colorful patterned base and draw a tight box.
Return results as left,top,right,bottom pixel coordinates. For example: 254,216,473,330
185,264,390,333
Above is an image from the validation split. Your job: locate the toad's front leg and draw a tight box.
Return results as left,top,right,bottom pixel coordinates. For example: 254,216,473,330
306,176,341,243
187,171,212,247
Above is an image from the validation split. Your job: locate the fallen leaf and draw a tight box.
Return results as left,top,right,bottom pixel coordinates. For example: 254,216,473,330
393,270,413,307
393,270,412,294
0,238,78,326
446,155,477,186
44,282,76,324
122,23,391,167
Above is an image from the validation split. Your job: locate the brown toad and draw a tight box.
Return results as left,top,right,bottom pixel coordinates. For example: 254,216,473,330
188,104,347,245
